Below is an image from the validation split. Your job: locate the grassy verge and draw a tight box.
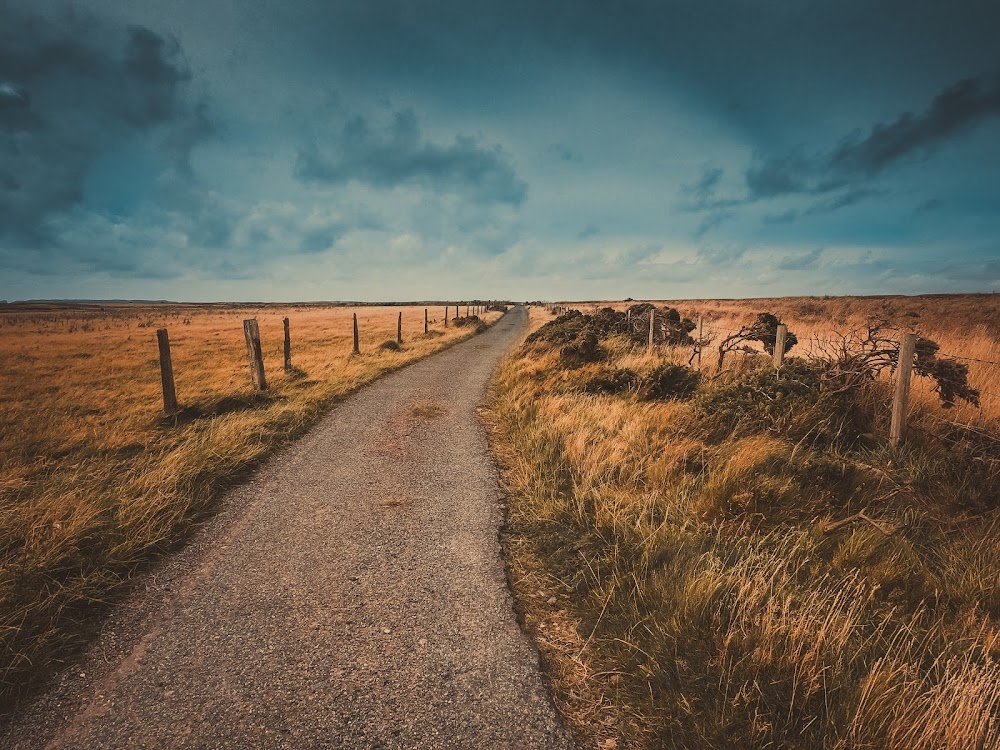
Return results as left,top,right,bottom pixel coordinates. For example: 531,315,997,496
489,305,999,750
0,303,502,708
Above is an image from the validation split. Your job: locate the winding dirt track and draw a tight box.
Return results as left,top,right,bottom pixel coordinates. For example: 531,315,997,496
4,306,574,749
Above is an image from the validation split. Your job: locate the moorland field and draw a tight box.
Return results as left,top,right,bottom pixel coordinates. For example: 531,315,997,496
490,294,1000,750
0,301,499,706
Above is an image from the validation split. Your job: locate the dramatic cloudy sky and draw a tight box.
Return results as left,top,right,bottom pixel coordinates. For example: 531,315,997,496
2,1,999,301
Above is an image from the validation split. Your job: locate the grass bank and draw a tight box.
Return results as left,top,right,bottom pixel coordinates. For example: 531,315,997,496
489,301,999,749
0,302,501,707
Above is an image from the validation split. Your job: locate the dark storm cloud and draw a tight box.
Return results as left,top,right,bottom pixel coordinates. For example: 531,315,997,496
746,73,1000,200
830,75,1000,177
0,6,210,246
295,106,527,206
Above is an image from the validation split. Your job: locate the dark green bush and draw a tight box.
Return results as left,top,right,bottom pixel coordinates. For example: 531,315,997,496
559,330,605,368
528,306,697,348
695,359,871,446
583,367,640,395
640,364,701,401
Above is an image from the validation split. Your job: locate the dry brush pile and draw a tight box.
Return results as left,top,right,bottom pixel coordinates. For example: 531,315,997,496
490,304,1000,750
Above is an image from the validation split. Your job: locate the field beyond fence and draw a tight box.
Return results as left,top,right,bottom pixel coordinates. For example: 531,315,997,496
570,294,1000,435
0,301,502,707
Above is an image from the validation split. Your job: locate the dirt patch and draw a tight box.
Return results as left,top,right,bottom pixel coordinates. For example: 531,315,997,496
410,399,445,419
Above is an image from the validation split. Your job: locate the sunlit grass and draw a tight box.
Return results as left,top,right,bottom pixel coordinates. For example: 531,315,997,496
491,300,1000,750
0,302,499,705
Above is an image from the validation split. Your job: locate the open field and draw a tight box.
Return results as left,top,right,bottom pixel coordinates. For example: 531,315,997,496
0,301,501,706
489,296,1000,749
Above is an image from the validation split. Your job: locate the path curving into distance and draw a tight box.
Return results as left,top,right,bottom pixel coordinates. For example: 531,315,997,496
3,306,574,750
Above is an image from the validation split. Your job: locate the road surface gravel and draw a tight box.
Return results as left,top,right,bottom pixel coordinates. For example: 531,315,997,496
3,305,574,749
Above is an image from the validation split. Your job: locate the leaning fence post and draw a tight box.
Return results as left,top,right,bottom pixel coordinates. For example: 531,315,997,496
648,308,655,352
243,319,268,391
774,324,787,368
890,332,918,446
283,317,292,371
156,328,178,414
352,312,360,354
397,311,403,344
424,308,429,334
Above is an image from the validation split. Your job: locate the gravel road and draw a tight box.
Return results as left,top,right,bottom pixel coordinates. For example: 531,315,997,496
3,305,574,749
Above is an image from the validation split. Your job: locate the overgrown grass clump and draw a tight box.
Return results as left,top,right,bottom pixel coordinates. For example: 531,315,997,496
491,308,1000,750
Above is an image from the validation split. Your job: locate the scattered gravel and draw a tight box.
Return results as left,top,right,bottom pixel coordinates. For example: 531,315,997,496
2,306,574,749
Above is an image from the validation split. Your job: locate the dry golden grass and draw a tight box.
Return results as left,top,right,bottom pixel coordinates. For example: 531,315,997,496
0,302,500,706
490,300,1000,750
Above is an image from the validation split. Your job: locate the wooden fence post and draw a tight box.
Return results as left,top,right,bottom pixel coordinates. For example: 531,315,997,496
352,313,360,354
444,306,448,327
455,304,459,320
156,328,178,414
697,315,704,369
890,332,918,446
774,324,787,368
243,319,267,391
648,308,655,352
424,308,428,334
283,317,292,371
397,311,403,344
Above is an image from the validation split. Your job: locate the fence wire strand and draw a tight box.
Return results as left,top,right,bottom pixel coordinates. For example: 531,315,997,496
921,411,1000,444
936,351,1000,367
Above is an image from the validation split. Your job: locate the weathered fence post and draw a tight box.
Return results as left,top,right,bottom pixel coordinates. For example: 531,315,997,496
697,315,704,370
352,312,360,354
648,308,655,352
243,319,267,391
890,332,918,446
444,306,448,327
455,304,459,320
283,317,292,371
774,324,788,368
397,311,403,344
156,328,178,414
424,308,429,334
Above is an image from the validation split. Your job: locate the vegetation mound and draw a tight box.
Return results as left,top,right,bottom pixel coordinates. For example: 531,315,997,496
529,305,697,349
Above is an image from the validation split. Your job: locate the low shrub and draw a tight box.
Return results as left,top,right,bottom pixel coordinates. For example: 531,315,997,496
582,367,639,395
640,363,701,401
528,306,697,349
695,358,872,446
559,330,605,368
